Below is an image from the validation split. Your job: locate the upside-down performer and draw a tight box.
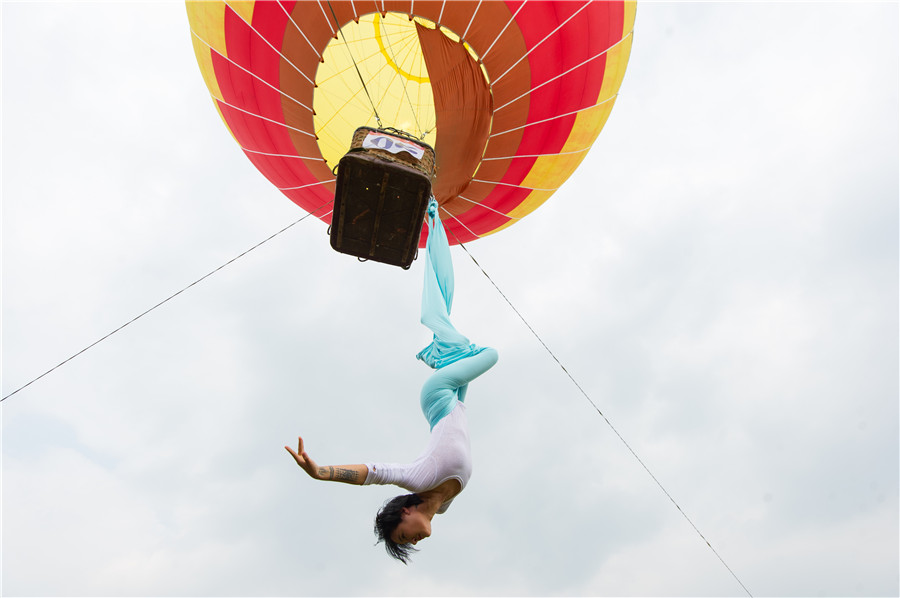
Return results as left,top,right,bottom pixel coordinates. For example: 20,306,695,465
285,198,499,563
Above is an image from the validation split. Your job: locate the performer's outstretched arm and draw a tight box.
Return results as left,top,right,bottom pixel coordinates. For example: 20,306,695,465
285,436,367,485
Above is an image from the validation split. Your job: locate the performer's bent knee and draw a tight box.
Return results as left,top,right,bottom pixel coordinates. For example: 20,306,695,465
482,347,499,369
464,347,498,379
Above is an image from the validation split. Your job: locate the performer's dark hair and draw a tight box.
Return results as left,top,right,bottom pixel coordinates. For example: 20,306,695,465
374,493,424,564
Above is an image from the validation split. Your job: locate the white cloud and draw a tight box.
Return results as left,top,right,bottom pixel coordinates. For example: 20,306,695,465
3,2,897,597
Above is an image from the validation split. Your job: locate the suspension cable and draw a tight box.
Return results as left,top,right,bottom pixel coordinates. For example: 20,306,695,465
446,223,753,598
326,1,383,128
1,203,332,403
377,12,425,138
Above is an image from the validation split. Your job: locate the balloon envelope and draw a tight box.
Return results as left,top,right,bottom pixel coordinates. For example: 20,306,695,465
186,1,635,245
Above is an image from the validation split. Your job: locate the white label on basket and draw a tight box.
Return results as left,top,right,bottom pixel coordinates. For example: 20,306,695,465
363,132,425,160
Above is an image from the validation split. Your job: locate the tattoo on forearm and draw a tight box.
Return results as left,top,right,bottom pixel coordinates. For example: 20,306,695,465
317,466,359,482
334,468,359,482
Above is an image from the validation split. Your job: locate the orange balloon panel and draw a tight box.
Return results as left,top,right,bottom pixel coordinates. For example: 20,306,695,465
186,1,635,245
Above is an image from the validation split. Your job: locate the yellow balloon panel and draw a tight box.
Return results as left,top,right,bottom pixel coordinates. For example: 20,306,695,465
313,13,439,169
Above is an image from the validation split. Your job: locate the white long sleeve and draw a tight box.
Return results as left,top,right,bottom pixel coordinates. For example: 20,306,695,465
364,402,471,513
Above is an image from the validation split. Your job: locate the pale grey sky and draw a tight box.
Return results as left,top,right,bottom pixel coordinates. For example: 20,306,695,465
2,2,898,596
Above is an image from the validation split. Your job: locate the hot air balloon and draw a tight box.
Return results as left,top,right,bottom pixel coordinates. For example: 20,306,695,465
186,1,635,266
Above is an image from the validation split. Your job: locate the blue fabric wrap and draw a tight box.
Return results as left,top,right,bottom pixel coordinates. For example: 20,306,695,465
416,198,497,429
420,348,499,429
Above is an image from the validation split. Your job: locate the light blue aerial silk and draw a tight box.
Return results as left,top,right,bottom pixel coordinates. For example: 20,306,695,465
417,198,498,429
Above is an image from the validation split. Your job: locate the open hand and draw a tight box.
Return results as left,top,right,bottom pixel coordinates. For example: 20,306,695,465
285,436,321,480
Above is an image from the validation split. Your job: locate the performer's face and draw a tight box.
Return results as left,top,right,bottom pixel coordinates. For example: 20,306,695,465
392,506,431,545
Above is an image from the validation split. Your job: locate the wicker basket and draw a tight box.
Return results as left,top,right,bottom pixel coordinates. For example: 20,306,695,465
350,127,435,178
331,151,431,269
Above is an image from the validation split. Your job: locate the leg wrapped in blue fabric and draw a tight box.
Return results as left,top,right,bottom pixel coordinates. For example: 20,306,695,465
420,347,499,428
417,198,498,428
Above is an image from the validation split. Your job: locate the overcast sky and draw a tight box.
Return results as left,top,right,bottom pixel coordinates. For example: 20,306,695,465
2,1,898,596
